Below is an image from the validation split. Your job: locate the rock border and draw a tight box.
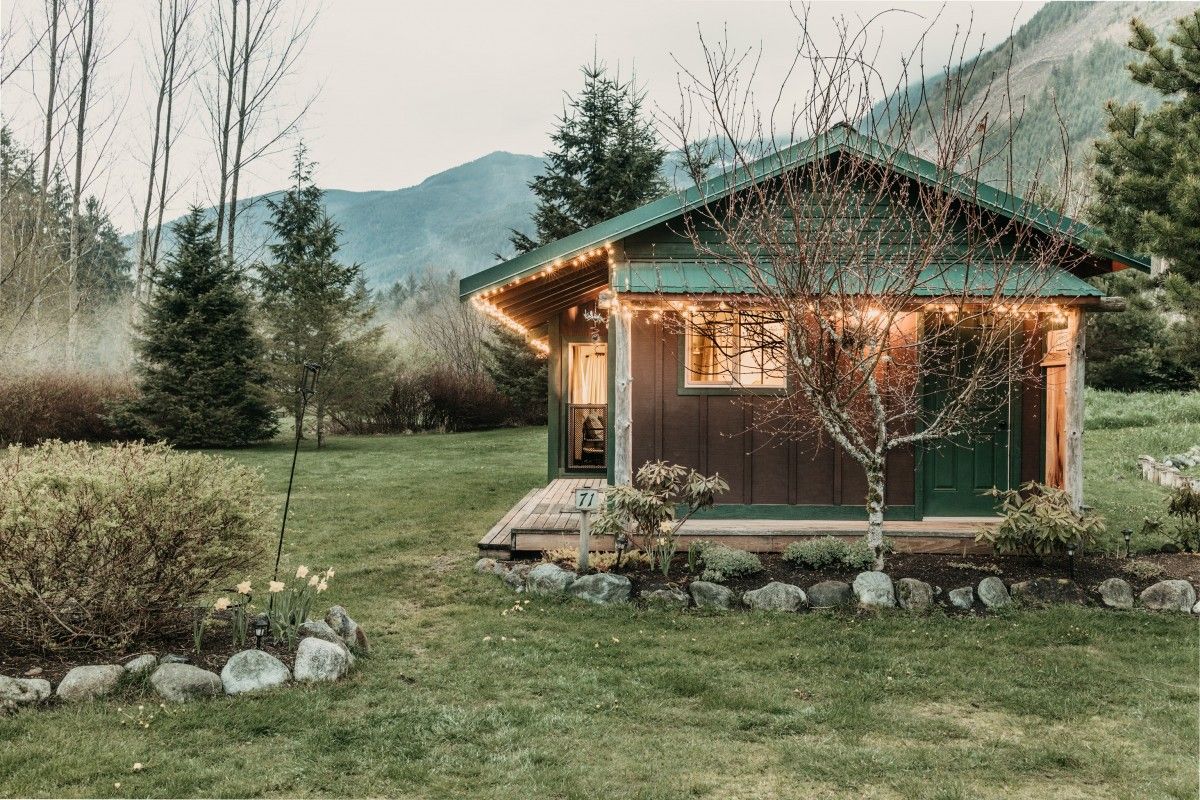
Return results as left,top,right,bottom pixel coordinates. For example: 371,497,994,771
476,558,1200,619
1138,453,1200,491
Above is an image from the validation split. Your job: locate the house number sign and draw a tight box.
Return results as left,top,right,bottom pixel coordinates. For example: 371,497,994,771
574,487,603,572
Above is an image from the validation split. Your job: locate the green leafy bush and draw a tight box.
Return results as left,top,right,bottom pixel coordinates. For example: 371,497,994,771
1166,482,1200,551
782,536,875,571
976,481,1105,556
0,441,272,652
694,543,762,584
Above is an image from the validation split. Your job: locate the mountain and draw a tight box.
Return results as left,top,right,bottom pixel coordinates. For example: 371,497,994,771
876,1,1198,197
141,151,543,289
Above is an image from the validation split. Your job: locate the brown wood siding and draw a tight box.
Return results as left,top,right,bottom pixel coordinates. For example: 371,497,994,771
629,315,916,508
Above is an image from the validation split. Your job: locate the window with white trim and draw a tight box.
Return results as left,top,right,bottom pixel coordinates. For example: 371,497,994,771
684,310,787,388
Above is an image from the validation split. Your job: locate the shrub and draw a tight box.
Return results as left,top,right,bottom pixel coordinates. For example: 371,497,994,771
1166,482,1200,551
976,481,1105,556
1122,559,1166,581
0,441,272,652
542,548,652,573
421,367,512,432
0,370,138,445
782,536,875,571
695,543,762,584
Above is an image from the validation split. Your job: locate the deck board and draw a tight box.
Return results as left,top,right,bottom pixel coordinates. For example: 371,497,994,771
478,478,994,556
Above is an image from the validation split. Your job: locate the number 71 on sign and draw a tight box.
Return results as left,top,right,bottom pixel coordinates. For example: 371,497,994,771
574,487,604,571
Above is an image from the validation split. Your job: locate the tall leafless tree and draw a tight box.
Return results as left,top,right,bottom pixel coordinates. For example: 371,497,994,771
662,9,1083,567
66,0,97,364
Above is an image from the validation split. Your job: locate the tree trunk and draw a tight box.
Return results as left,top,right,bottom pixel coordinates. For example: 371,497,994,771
226,0,251,262
315,397,325,449
213,0,238,246
67,0,97,365
34,0,61,333
865,460,886,570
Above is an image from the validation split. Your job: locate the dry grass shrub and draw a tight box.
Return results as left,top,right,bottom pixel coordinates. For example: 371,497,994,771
0,369,137,445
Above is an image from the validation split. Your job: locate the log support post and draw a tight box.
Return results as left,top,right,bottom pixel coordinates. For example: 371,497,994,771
1063,307,1086,513
612,303,633,486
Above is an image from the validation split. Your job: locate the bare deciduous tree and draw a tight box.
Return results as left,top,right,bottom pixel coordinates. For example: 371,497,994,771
66,0,98,363
663,9,1084,568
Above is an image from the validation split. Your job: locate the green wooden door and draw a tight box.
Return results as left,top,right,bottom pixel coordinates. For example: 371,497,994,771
921,324,1020,517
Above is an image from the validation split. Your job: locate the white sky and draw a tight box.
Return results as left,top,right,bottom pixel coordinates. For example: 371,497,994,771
1,0,1043,230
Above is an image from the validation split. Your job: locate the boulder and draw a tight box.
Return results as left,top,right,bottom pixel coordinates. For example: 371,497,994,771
503,562,534,591
56,664,124,702
160,654,191,664
1097,578,1134,610
474,557,499,575
567,573,631,605
293,637,351,683
977,577,1011,609
299,619,352,658
743,581,807,612
643,588,689,609
1139,580,1197,612
948,587,975,610
1,675,52,712
1009,578,1089,607
150,663,222,703
526,563,577,595
689,580,736,610
1193,600,1200,615
806,580,854,609
853,571,896,608
124,654,157,675
221,650,291,696
325,605,369,653
896,578,935,611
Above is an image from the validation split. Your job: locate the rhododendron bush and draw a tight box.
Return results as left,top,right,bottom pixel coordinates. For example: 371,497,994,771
0,441,271,652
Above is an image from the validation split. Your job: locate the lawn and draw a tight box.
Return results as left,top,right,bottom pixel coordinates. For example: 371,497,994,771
1,393,1198,799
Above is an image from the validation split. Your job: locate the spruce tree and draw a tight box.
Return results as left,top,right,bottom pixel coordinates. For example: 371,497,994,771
484,326,548,424
1088,11,1200,387
258,146,392,445
131,208,276,446
510,61,667,253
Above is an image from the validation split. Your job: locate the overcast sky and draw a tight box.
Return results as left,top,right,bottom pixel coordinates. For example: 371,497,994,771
2,1,1043,230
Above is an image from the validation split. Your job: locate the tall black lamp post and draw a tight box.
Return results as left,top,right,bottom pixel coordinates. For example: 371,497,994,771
272,362,320,586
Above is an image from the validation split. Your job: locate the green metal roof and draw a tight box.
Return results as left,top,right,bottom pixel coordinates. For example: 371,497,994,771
459,125,1148,300
617,260,1104,298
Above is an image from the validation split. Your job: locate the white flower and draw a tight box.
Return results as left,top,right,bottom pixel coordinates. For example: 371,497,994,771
325,568,336,579
235,580,252,595
308,575,320,587
295,565,309,579
213,597,231,611
316,580,328,593
268,580,285,593
132,763,144,772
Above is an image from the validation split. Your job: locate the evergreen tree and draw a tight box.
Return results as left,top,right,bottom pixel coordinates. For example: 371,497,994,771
510,61,667,253
1088,11,1200,387
484,325,548,424
258,146,392,446
130,208,276,446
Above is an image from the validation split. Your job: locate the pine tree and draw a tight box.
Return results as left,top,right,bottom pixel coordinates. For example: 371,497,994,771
484,325,548,424
510,61,667,253
1088,11,1200,386
130,208,276,446
258,146,392,446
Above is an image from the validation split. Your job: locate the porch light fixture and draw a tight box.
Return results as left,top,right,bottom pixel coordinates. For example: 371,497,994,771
1122,528,1132,558
597,289,614,311
253,614,269,649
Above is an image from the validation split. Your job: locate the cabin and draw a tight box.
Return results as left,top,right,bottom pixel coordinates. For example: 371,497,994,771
462,126,1147,557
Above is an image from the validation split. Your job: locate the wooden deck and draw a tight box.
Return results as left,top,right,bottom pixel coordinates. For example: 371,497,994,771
478,478,994,557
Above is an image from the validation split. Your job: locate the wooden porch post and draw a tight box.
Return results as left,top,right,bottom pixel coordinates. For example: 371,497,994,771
1063,307,1086,513
612,304,633,486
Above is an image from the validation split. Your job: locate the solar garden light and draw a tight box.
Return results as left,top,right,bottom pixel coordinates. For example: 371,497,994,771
1122,528,1133,558
614,532,630,568
253,614,269,649
1067,541,1077,580
271,362,321,603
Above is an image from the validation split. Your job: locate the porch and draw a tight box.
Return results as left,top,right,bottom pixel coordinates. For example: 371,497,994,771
477,478,995,558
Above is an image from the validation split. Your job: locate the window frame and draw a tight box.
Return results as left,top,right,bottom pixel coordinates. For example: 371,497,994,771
678,309,789,395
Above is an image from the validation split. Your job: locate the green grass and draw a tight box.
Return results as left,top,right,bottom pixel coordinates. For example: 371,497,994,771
1,399,1198,799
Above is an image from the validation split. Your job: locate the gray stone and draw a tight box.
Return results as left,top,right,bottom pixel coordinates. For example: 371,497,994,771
124,654,157,675
1098,578,1134,610
896,578,935,611
221,650,291,696
853,571,896,608
1192,600,1200,615
1,675,52,712
526,563,577,595
150,663,222,703
1009,577,1088,607
1139,580,1197,612
294,637,351,683
325,605,369,652
474,557,498,575
743,581,807,612
689,580,736,610
503,562,534,590
948,587,975,610
566,573,631,604
642,588,689,609
299,619,351,658
160,654,190,664
977,576,1011,609
806,580,854,609
56,664,124,702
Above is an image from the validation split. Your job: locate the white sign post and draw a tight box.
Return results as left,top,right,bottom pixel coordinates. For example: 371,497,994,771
574,487,603,572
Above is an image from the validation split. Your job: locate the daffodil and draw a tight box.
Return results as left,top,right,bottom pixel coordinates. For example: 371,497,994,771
308,574,320,587
213,597,231,611
268,580,285,593
316,580,328,593
235,580,252,595
295,565,309,579
325,568,336,579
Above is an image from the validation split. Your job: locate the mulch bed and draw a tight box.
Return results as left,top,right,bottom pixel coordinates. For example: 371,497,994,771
1,612,296,687
549,551,1200,608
